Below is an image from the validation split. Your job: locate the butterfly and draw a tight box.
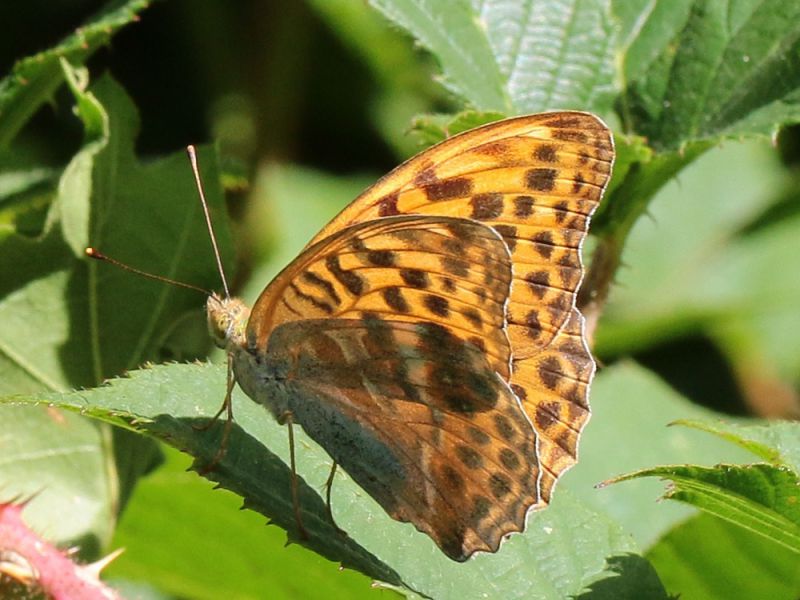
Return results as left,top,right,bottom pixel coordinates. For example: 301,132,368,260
206,111,614,561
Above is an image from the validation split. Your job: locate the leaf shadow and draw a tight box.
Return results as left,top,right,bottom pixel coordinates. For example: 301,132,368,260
143,413,407,592
575,553,670,600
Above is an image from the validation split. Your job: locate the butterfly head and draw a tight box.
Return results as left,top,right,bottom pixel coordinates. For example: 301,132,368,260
206,293,250,351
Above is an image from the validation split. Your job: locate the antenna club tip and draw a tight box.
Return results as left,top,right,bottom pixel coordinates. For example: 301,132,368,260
85,247,108,261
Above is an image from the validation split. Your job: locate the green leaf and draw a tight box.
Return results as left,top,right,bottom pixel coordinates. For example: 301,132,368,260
0,406,115,556
676,419,800,473
369,0,510,112
596,139,791,358
0,72,230,555
615,0,800,151
369,0,616,114
107,447,376,600
609,463,800,554
409,109,508,145
563,362,755,547
647,513,800,600
0,0,152,148
470,0,617,114
2,360,666,599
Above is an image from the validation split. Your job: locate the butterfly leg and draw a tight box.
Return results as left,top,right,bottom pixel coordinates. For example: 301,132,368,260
197,355,236,471
285,414,309,540
323,462,346,536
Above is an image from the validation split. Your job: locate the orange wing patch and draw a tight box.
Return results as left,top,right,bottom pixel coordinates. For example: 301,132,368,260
306,112,613,504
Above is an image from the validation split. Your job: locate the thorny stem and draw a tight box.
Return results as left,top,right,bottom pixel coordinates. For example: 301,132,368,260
578,140,712,343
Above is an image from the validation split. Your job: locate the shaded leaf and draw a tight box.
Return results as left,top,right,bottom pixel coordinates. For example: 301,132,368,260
107,447,375,600
0,0,152,147
615,0,800,150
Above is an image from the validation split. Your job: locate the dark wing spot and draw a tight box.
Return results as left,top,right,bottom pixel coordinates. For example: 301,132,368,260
493,414,515,440
288,282,334,314
493,224,517,252
463,308,483,329
535,401,561,431
559,266,580,289
513,195,534,218
382,286,410,313
553,200,569,223
543,115,583,128
489,472,512,499
301,272,341,304
572,173,586,194
499,448,521,471
441,276,457,292
424,177,473,201
442,465,465,492
534,144,558,163
526,168,557,192
325,255,365,296
471,495,491,522
424,294,450,317
525,310,542,339
377,192,400,216
525,271,550,298
532,231,555,258
538,356,563,390
510,384,528,401
468,426,491,445
456,445,483,469
400,268,429,289
367,249,396,267
414,166,438,185
470,193,504,220
553,129,590,143
442,257,469,277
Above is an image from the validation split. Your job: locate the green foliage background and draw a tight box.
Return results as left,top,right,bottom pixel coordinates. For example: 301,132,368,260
1,1,799,598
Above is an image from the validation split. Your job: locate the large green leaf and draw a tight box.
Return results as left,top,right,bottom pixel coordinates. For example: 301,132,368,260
647,513,800,600
0,71,229,552
369,0,616,115
610,463,800,554
3,360,666,598
615,0,800,151
107,446,375,600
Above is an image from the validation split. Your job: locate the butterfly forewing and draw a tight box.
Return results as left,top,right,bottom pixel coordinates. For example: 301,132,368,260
303,112,613,504
248,215,515,379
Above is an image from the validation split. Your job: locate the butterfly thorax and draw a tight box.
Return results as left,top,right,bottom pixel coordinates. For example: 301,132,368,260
206,293,292,421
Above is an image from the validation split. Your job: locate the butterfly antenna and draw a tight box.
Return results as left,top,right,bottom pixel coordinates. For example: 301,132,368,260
187,145,231,299
85,248,211,295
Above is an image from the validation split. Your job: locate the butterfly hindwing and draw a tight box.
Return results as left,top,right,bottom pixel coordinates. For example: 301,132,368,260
263,316,539,562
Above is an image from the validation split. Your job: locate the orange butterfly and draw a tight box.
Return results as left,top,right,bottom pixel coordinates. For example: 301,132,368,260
206,111,614,561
